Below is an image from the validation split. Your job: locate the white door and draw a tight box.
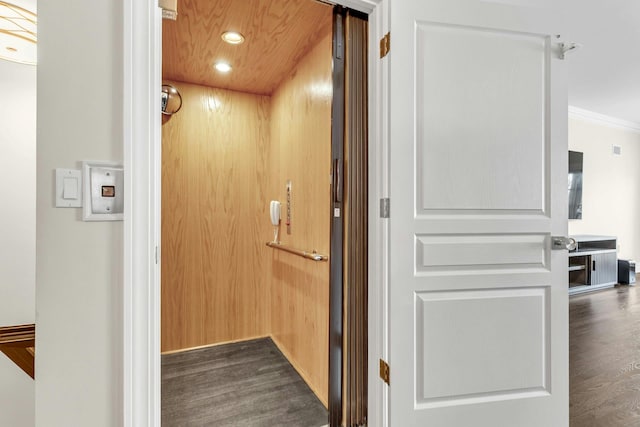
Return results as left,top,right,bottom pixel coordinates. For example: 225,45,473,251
388,0,568,426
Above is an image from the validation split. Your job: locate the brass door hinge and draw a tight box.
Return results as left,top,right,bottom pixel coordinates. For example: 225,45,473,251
379,359,390,385
380,32,390,58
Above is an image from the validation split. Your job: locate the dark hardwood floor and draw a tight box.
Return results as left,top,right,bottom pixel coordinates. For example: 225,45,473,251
570,284,640,427
162,338,328,427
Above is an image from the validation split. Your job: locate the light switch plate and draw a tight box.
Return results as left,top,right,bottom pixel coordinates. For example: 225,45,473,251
55,168,82,207
82,161,124,221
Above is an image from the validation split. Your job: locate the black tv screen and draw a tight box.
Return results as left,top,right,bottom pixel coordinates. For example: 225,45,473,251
568,151,583,219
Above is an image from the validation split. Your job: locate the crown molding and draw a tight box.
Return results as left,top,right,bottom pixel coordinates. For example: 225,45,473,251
569,106,640,134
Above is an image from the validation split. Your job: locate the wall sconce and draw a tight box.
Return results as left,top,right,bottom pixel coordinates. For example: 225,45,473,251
0,1,37,65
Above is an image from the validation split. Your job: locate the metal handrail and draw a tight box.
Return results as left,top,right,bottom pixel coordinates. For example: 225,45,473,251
266,241,328,262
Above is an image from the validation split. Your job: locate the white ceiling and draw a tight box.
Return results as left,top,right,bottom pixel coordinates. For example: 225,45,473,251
563,0,640,125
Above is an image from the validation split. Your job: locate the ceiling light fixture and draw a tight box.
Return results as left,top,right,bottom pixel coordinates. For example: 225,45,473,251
0,1,37,65
221,31,245,45
214,61,232,73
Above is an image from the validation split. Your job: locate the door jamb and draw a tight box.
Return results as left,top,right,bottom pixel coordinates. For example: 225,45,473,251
367,2,390,426
122,0,388,426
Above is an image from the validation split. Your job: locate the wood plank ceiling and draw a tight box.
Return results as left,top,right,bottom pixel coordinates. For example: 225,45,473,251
162,0,333,95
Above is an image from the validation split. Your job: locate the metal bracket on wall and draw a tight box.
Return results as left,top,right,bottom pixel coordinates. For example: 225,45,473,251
559,42,581,60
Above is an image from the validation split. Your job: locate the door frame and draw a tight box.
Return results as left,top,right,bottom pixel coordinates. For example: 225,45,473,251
122,0,388,426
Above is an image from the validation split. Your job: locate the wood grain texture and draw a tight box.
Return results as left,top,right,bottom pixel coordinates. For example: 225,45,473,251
570,281,640,427
162,338,328,426
269,32,333,407
163,0,333,96
161,81,273,352
0,346,34,379
343,13,369,427
0,324,35,379
0,323,35,346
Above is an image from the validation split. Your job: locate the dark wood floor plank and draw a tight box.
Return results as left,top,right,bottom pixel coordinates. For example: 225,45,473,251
571,284,640,427
162,337,328,427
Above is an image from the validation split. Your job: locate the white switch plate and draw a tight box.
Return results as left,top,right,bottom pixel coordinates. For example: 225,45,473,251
55,168,82,208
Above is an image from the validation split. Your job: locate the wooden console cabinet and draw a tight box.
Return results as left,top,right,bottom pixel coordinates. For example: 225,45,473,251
569,235,617,295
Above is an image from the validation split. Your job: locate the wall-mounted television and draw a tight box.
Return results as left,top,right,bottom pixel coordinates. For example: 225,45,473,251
568,150,583,219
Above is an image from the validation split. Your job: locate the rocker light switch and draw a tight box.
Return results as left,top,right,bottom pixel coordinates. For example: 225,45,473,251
63,177,78,199
55,168,82,208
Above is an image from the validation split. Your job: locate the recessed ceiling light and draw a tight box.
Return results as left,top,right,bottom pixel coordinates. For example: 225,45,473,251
214,62,232,73
221,31,245,45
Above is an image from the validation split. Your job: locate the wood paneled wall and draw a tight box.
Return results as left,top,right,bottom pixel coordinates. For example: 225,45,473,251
269,33,333,406
161,81,273,352
161,30,332,407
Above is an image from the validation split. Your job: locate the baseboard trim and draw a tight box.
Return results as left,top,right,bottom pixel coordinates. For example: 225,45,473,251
160,335,271,355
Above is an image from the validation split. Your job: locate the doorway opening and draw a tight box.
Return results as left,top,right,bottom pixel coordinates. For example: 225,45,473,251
158,1,368,425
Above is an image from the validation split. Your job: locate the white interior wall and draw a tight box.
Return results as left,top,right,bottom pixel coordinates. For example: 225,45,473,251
568,117,640,262
36,0,123,425
0,58,36,427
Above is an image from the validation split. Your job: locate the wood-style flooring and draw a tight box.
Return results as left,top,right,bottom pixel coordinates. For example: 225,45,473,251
570,284,640,427
162,284,640,426
162,337,328,427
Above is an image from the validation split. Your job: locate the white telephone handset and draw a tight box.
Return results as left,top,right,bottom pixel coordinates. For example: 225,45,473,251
270,201,281,242
270,201,281,226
